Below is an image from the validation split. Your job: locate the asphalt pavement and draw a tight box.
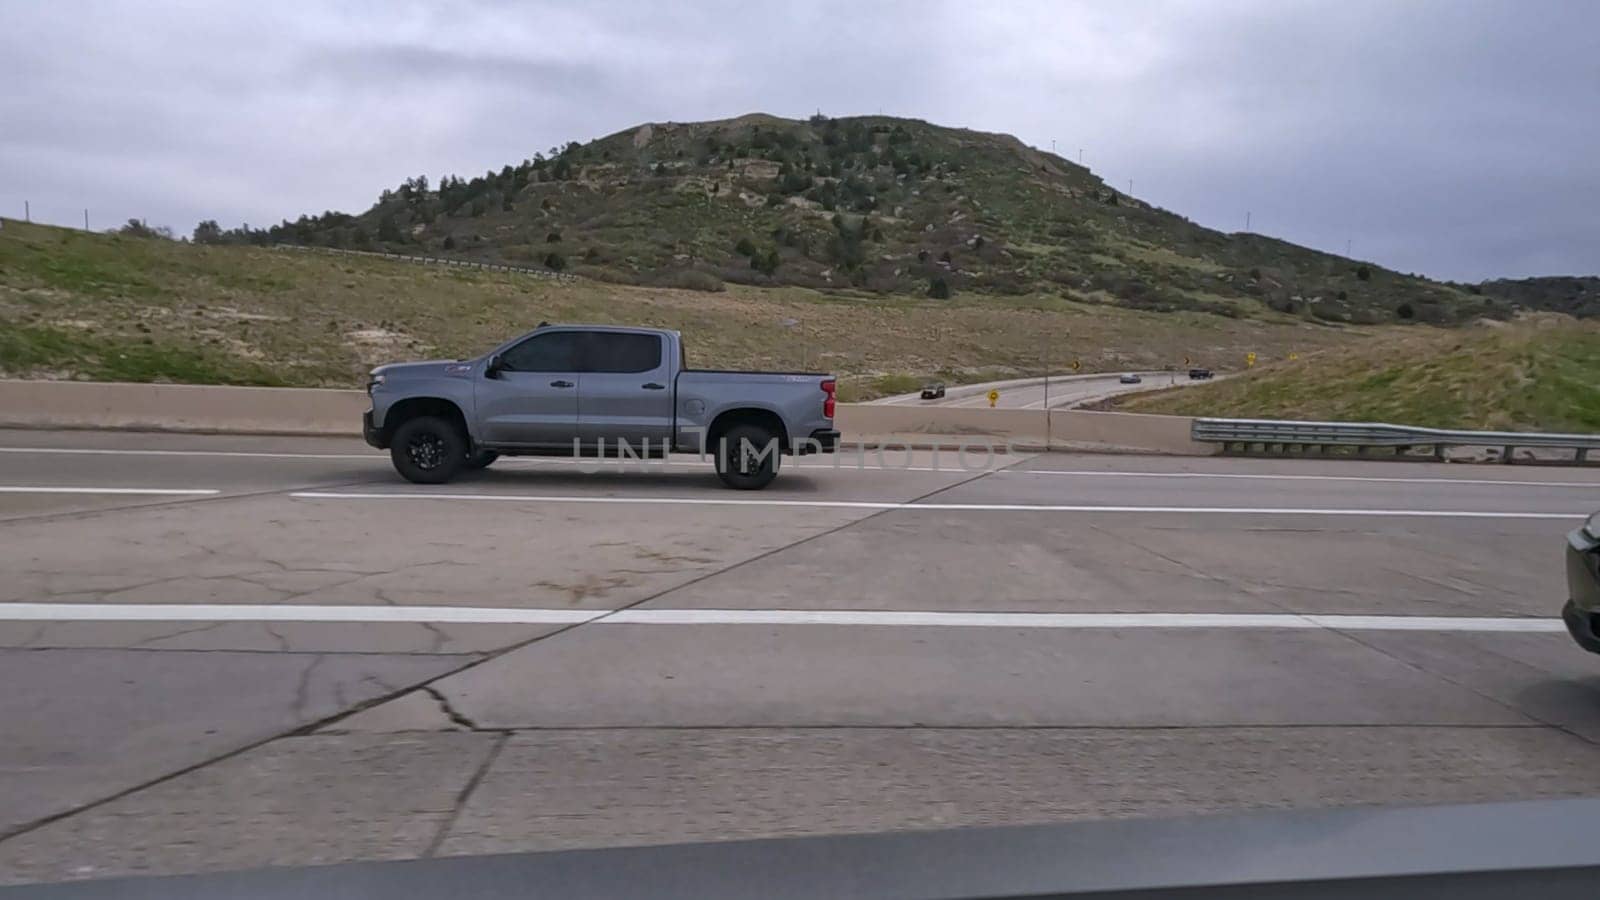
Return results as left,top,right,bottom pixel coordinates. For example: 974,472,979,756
2,428,1600,886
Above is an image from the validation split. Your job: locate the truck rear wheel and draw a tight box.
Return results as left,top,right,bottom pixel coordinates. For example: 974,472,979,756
391,415,467,484
714,423,781,490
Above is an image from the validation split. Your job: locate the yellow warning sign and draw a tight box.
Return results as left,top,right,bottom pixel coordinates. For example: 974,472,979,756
1071,359,1082,372
987,389,1000,407
1246,351,1257,368
1287,352,1299,361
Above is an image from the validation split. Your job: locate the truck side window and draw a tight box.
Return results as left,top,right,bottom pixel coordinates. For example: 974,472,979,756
584,332,663,374
501,331,583,372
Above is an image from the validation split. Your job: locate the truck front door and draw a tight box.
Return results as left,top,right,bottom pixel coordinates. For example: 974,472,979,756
576,330,674,450
475,330,583,447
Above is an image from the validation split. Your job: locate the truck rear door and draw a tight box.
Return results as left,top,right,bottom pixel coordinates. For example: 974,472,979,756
576,330,674,447
475,329,583,447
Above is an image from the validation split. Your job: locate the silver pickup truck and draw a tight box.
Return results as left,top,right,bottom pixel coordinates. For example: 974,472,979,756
363,324,840,489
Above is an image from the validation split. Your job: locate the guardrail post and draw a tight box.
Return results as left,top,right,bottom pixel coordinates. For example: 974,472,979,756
1502,445,1514,465
1434,444,1446,462
1579,448,1590,464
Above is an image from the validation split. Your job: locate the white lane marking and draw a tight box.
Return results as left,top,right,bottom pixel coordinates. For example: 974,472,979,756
7,446,1595,488
0,603,597,624
0,486,219,496
1012,469,1600,489
0,603,1567,633
287,491,1588,519
292,491,907,510
0,446,376,460
0,446,993,474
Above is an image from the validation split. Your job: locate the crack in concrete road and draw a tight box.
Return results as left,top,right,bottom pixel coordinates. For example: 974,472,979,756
420,686,482,731
0,459,1009,846
131,621,228,648
423,732,508,857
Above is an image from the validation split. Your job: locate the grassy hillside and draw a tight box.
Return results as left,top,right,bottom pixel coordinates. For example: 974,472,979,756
204,113,1509,326
0,219,1374,399
1477,276,1599,319
1118,316,1600,432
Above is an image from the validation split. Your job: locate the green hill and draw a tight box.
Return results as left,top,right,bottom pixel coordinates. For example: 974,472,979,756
202,113,1506,326
1477,276,1600,319
1118,316,1600,433
0,219,1373,397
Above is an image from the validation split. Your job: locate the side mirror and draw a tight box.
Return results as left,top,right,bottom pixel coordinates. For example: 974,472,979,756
485,354,504,379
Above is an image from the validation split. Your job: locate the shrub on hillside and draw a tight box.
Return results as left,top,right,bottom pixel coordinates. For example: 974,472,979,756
647,270,725,292
928,277,951,299
544,252,566,271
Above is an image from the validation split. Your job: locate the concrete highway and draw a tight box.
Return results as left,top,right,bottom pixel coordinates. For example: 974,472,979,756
874,371,1195,409
2,427,1600,886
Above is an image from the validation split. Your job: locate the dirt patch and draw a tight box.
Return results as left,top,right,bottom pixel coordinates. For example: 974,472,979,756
344,327,430,367
204,306,288,322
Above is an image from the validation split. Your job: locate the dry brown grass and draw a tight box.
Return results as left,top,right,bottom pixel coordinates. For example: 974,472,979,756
3,220,1382,398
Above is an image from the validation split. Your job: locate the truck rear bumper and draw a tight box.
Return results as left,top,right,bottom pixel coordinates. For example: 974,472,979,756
798,429,840,454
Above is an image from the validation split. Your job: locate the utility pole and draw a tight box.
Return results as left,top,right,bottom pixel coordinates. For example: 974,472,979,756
1245,211,1251,232
1078,149,1083,164
1346,239,1352,257
84,209,89,231
23,201,29,223
1128,178,1133,195
1051,139,1056,153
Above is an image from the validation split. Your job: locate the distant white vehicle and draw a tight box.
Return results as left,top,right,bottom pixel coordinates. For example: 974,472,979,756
1119,373,1142,384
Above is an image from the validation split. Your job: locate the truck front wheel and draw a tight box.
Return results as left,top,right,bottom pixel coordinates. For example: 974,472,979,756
391,416,467,484
713,423,781,490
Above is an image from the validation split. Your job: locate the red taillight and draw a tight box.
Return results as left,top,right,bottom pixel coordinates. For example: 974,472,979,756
821,378,836,418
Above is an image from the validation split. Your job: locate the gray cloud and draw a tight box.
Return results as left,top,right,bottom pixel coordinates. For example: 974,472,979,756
2,0,1595,280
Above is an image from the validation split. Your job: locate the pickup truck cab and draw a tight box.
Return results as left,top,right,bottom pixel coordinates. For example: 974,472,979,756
363,324,839,489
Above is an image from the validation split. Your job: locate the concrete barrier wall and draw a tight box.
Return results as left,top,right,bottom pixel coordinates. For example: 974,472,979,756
1049,408,1213,455
0,380,367,436
0,379,1213,455
833,405,1049,443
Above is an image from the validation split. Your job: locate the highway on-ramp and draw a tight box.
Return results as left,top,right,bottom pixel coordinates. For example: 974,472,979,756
1,427,1599,886
874,370,1197,409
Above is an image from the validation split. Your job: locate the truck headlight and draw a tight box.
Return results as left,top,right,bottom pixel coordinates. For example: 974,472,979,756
1586,510,1600,541
367,373,386,395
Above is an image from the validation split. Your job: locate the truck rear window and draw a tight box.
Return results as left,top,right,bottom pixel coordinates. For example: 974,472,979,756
585,332,663,373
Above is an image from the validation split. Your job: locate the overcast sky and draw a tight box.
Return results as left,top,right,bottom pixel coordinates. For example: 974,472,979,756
3,0,1596,281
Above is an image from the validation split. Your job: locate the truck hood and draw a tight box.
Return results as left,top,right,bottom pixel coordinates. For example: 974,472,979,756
370,359,476,379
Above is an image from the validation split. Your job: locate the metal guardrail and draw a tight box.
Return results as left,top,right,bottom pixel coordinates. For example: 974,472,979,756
272,244,579,283
7,797,1599,899
1194,417,1600,463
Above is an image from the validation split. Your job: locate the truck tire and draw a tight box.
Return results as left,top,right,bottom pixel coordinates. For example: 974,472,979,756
464,449,499,470
390,415,467,484
714,423,781,490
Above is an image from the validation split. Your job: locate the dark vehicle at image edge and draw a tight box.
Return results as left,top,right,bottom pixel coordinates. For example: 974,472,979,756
363,324,839,489
1563,511,1600,654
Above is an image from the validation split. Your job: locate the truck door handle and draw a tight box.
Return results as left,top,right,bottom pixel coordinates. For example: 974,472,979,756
550,380,574,388
641,382,666,390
